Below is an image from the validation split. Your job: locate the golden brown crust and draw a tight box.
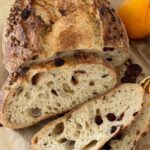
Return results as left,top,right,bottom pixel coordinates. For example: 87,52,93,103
3,0,46,72
3,51,104,87
3,0,129,73
0,51,115,129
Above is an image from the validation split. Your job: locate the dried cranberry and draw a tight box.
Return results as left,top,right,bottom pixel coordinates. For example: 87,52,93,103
122,60,143,84
111,16,116,22
133,112,138,116
54,58,65,67
102,142,112,150
21,8,31,20
117,113,124,121
125,59,133,66
125,64,142,76
103,47,114,51
31,73,39,85
121,76,136,83
106,113,116,121
111,126,117,133
141,132,148,137
95,115,103,125
113,133,123,140
16,67,29,76
100,8,105,16
59,9,67,16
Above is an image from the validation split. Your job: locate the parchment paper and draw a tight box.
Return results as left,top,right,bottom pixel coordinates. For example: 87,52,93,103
0,0,150,150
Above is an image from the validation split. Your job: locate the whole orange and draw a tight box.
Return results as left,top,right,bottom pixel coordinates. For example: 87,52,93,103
118,0,150,39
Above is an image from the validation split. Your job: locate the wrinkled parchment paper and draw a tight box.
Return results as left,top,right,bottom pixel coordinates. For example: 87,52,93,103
0,0,150,150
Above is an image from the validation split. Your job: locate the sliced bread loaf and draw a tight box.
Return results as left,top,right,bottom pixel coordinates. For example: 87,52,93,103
31,84,144,150
0,52,117,128
103,94,150,150
3,0,129,72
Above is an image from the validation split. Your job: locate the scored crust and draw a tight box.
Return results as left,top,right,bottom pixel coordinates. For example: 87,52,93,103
3,0,129,72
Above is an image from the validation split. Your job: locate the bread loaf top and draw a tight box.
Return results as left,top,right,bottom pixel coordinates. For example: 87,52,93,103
3,0,129,72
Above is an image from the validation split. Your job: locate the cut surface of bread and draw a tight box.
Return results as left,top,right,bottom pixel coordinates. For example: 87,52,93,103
104,94,150,150
0,52,117,128
31,84,144,150
3,0,129,72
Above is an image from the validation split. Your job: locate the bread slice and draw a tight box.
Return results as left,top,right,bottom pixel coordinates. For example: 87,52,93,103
102,78,150,150
103,94,150,150
0,52,117,129
3,0,129,72
31,84,144,150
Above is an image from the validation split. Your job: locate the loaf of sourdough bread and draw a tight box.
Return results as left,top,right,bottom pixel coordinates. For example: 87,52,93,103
0,52,117,128
31,84,144,150
3,0,129,72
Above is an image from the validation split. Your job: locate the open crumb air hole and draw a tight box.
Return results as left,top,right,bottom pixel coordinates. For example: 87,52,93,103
63,83,74,93
102,74,109,78
85,121,89,129
52,122,64,136
65,140,75,149
89,81,95,86
33,137,38,144
96,109,100,115
58,138,67,143
47,81,53,88
76,123,82,129
44,143,48,146
71,76,78,85
51,89,58,96
28,107,42,118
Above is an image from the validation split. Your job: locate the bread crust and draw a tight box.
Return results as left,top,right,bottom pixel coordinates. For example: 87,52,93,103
0,52,117,128
3,0,129,72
